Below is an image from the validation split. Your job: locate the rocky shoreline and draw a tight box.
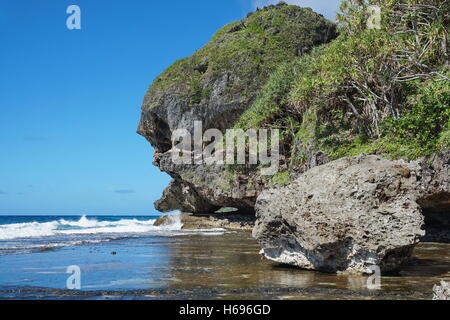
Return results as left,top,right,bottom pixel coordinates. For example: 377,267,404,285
139,3,449,277
154,213,255,232
253,153,449,274
0,285,431,300
138,4,338,216
433,281,450,300
155,152,449,275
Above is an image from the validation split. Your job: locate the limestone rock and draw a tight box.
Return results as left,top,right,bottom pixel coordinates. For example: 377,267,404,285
154,213,255,232
138,5,337,214
155,179,219,214
253,155,426,274
416,151,450,242
433,281,450,300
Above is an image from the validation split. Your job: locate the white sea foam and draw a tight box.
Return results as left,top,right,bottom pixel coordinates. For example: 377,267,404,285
0,221,60,240
0,214,226,241
0,215,174,240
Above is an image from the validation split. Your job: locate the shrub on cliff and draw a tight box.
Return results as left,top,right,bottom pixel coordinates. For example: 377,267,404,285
145,3,337,107
235,0,449,165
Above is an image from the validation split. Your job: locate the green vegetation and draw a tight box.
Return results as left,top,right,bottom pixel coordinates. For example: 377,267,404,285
218,170,237,192
235,0,449,164
147,0,448,182
381,80,450,159
146,3,336,107
271,170,291,186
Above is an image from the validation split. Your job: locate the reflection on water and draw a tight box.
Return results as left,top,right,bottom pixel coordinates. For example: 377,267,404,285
164,233,450,299
0,232,448,299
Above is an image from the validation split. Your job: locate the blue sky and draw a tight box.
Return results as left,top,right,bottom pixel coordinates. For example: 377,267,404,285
0,0,341,215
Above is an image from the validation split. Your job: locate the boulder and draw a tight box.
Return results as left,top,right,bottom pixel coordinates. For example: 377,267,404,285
253,155,426,274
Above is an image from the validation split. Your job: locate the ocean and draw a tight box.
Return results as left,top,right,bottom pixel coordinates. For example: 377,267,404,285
0,215,448,299
0,215,157,255
0,215,227,256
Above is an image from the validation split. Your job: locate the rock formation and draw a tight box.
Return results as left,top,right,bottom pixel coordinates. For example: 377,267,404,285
138,3,449,275
154,213,255,232
433,281,450,300
138,3,337,214
253,153,449,274
416,151,450,243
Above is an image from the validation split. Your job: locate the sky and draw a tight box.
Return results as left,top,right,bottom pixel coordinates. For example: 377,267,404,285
0,0,341,215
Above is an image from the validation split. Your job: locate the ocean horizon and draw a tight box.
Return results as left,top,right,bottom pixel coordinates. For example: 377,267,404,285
0,214,449,300
0,214,229,255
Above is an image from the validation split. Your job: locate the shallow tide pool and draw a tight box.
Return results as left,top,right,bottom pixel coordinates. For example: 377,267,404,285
0,232,449,300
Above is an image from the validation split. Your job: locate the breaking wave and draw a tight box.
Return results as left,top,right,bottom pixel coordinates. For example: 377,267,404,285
0,215,185,241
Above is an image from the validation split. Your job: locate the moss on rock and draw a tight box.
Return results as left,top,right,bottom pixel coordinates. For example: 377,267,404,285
144,3,337,109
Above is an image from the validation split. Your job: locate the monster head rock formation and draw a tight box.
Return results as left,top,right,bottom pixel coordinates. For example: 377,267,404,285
138,2,449,275
138,4,337,214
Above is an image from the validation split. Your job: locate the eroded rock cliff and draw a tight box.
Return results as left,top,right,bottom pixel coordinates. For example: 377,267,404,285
138,2,449,275
138,3,337,214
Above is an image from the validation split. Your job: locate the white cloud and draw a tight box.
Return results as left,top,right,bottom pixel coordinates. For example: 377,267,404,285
251,0,342,20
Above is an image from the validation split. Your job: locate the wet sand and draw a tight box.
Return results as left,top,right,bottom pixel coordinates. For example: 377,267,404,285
0,232,449,300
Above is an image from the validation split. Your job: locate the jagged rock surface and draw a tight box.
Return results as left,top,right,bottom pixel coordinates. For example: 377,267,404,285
155,180,219,214
416,150,450,242
433,281,450,300
138,4,337,214
253,154,448,274
154,213,255,232
137,3,450,275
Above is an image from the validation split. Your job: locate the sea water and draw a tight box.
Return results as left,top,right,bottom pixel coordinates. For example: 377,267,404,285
0,215,449,299
0,215,225,255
